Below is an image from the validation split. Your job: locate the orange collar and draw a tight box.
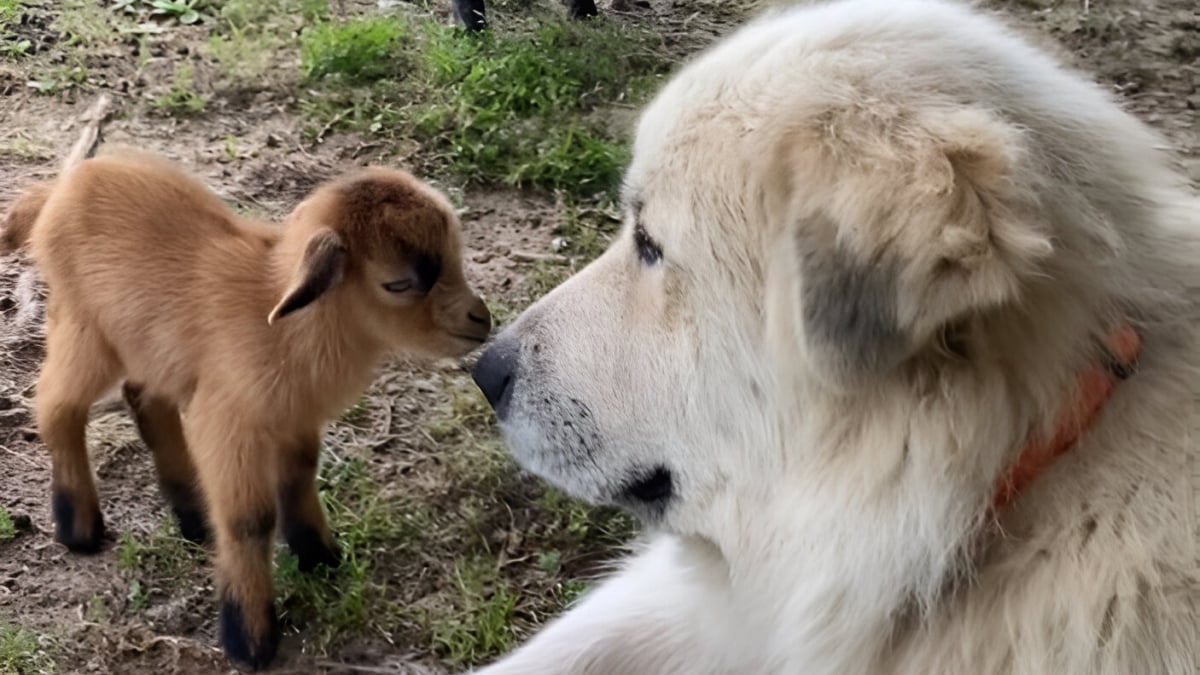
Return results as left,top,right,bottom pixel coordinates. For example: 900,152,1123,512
991,325,1142,513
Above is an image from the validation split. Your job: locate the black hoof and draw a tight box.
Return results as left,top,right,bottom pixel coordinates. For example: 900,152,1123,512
172,506,210,545
452,0,487,32
219,597,280,671
285,523,342,573
52,491,105,554
566,0,598,19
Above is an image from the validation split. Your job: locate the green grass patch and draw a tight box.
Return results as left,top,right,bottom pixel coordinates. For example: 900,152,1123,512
429,555,518,664
0,507,14,541
301,18,410,83
0,1,31,58
299,9,671,196
115,520,206,613
0,623,54,675
275,455,431,654
152,63,209,116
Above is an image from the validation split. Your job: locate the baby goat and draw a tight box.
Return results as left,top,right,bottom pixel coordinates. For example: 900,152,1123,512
0,151,492,670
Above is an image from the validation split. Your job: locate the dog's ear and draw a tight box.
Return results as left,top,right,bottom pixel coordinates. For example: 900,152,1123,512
790,108,1052,384
268,228,347,325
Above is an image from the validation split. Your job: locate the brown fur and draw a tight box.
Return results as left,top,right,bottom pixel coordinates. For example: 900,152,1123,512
6,150,492,670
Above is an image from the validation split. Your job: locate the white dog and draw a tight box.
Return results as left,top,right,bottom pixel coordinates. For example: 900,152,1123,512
469,0,1199,672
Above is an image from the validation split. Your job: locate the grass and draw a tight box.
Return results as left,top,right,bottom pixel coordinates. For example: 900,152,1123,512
0,624,54,675
0,0,708,668
0,0,31,58
275,454,432,653
429,556,519,664
0,507,14,541
152,63,209,116
298,9,672,195
114,520,206,613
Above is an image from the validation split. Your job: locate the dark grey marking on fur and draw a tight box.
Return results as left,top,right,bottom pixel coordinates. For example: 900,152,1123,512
800,239,907,377
1098,594,1119,647
1081,516,1098,549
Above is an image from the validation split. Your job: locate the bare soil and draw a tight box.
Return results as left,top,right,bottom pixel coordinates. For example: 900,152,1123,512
0,1,1195,673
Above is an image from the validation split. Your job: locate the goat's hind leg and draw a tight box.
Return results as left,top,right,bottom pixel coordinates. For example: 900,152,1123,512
123,383,209,544
36,308,119,553
278,434,341,572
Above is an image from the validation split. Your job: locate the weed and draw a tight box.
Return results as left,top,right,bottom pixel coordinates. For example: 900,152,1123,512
152,63,209,116
0,623,54,674
0,507,14,541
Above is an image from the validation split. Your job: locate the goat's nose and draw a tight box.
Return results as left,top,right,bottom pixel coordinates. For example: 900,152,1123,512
472,331,518,420
466,296,492,339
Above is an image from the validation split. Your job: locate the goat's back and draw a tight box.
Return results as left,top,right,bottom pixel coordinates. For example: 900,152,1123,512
29,152,279,403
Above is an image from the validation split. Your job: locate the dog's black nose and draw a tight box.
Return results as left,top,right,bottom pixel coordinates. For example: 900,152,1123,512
472,332,518,420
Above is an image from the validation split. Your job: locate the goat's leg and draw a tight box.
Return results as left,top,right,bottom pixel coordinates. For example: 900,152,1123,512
36,307,119,553
189,416,280,670
565,0,598,20
123,383,209,544
453,0,487,32
278,433,341,572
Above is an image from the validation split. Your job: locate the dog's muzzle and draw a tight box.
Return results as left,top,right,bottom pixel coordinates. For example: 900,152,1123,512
472,330,519,420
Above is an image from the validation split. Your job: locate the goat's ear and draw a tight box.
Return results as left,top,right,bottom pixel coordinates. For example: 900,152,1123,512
268,228,347,325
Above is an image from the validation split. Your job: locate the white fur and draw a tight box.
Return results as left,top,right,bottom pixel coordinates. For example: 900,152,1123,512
470,0,1200,673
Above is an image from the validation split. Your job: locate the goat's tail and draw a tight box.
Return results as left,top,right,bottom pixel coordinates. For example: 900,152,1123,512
1,181,53,254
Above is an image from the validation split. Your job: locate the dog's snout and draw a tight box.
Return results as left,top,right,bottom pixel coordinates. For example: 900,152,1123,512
472,332,518,419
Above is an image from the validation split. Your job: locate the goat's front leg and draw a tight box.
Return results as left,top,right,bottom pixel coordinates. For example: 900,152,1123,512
452,0,487,32
189,414,280,671
277,432,341,572
470,534,734,675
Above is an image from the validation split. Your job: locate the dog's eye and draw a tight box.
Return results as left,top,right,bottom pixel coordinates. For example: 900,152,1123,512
382,279,414,293
633,223,663,266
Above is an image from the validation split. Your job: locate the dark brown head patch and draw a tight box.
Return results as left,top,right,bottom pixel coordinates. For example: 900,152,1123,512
333,169,451,260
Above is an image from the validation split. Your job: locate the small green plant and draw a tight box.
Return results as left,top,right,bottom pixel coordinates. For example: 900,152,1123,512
112,0,218,24
300,18,410,83
115,520,205,613
0,623,54,674
26,57,90,95
0,507,15,541
153,63,209,116
0,1,31,58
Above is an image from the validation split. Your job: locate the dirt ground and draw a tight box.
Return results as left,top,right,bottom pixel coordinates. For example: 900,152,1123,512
0,1,1196,674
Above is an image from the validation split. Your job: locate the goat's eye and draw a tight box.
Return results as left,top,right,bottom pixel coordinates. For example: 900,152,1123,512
382,279,414,293
633,223,662,266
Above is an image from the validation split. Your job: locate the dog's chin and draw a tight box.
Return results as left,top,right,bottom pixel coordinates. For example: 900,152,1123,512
496,418,611,504
497,417,677,525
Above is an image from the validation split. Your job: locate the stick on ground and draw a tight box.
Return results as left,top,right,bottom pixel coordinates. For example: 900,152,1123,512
60,93,113,171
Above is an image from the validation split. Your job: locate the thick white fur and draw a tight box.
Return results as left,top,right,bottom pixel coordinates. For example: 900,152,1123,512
472,0,1199,673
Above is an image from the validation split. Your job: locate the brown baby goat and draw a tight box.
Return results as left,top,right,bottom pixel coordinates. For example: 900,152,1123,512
0,151,492,669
